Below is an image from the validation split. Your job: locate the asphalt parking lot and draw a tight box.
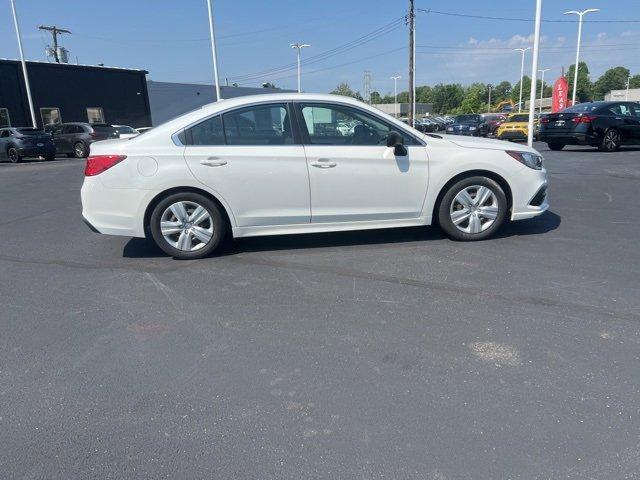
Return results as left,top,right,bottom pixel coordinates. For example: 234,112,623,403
1,142,639,479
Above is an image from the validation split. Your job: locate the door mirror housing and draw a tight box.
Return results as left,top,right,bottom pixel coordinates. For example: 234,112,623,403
386,131,408,156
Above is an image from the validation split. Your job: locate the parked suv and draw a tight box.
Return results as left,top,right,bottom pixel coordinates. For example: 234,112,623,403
50,123,119,158
0,127,56,163
539,101,640,151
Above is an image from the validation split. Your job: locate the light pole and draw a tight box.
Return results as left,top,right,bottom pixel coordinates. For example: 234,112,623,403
205,0,222,100
538,68,550,115
564,8,599,106
291,43,310,93
625,75,631,101
527,0,542,147
487,84,492,113
391,76,401,117
10,0,37,127
514,47,531,113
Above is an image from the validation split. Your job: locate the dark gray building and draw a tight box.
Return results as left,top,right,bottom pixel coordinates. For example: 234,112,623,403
0,59,151,129
147,81,293,125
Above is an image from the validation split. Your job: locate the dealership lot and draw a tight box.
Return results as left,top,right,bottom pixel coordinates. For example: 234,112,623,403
1,144,640,478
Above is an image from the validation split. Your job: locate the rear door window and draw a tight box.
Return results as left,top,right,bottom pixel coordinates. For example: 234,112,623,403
222,104,292,146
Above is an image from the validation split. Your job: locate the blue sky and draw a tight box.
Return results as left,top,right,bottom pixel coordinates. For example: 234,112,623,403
2,0,639,95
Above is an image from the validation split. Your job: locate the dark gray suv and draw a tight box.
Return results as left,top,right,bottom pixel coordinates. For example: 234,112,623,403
49,122,119,158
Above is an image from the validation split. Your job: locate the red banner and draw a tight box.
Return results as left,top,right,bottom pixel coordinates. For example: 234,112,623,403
552,77,569,113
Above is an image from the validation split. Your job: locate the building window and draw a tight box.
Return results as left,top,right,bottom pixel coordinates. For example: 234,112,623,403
0,108,10,127
86,107,105,124
40,108,62,127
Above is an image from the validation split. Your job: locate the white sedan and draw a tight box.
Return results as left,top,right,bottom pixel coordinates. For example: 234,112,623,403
81,93,548,259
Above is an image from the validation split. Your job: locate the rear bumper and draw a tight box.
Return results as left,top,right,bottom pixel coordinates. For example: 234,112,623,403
81,176,156,238
539,132,598,145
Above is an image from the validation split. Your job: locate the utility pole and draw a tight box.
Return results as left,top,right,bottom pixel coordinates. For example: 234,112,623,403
363,70,372,104
625,75,631,101
205,0,222,100
11,0,36,127
527,0,543,147
391,75,401,117
291,43,311,93
407,0,415,126
38,25,71,63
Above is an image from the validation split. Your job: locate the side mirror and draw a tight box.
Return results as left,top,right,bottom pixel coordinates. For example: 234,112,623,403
386,131,408,156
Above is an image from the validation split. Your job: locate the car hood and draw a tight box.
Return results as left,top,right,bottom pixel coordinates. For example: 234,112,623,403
438,133,539,153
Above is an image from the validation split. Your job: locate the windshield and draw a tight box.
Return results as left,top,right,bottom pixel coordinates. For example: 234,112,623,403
16,128,46,136
562,103,603,113
506,114,529,122
455,115,480,123
92,125,117,133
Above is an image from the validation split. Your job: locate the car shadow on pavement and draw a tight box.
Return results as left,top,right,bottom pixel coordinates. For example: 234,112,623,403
122,211,561,258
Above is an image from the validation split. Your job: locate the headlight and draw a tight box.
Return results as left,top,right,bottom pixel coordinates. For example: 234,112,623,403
506,150,543,170
469,126,477,131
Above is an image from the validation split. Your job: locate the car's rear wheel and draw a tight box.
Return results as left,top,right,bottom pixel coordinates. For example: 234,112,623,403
598,129,621,152
73,142,87,158
438,176,508,241
7,147,21,163
150,192,226,259
547,143,565,151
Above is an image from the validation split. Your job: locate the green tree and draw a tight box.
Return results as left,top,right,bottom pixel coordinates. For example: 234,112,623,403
330,83,363,100
431,83,464,113
592,66,630,100
492,81,512,103
416,85,433,104
630,74,640,89
456,83,488,113
370,91,383,104
510,75,532,106
262,82,277,89
566,61,593,102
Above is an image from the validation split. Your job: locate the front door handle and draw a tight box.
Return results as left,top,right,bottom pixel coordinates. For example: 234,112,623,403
310,159,337,168
200,157,227,167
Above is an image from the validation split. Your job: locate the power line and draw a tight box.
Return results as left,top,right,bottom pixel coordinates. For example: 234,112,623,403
417,8,640,23
228,17,405,82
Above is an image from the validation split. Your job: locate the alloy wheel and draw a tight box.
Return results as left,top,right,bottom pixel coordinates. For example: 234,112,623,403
8,149,18,163
74,143,86,158
449,185,499,234
604,130,620,151
160,201,214,252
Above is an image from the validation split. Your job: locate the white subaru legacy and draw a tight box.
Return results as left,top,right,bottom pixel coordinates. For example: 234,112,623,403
81,94,548,259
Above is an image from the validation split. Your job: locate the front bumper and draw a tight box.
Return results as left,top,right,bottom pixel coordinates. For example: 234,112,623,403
497,130,527,141
511,171,549,220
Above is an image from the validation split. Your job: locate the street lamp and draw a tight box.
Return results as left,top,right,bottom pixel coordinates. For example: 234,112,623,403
205,0,222,100
10,0,37,127
390,75,401,117
487,84,492,113
290,43,310,93
538,68,550,115
515,47,531,112
564,8,599,106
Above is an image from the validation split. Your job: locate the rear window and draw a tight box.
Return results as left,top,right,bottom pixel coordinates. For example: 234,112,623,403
16,128,46,135
115,126,137,134
455,115,480,123
562,103,603,113
92,125,117,133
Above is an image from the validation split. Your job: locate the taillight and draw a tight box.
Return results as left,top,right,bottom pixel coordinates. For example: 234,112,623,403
540,117,550,124
572,115,596,124
84,155,126,176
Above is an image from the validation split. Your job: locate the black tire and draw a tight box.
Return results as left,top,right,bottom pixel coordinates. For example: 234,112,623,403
437,176,508,241
547,143,565,151
73,142,87,158
598,129,621,152
7,147,21,163
149,192,226,260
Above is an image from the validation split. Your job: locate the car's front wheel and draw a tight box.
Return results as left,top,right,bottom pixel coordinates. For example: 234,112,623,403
547,143,565,151
437,176,508,241
149,192,226,259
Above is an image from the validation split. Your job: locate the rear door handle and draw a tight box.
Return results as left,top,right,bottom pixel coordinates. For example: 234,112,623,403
200,157,227,167
310,159,337,168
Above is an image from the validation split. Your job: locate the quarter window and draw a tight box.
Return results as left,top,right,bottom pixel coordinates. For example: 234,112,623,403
87,107,105,123
189,115,224,145
0,108,10,127
41,107,62,127
300,103,416,146
222,104,292,145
